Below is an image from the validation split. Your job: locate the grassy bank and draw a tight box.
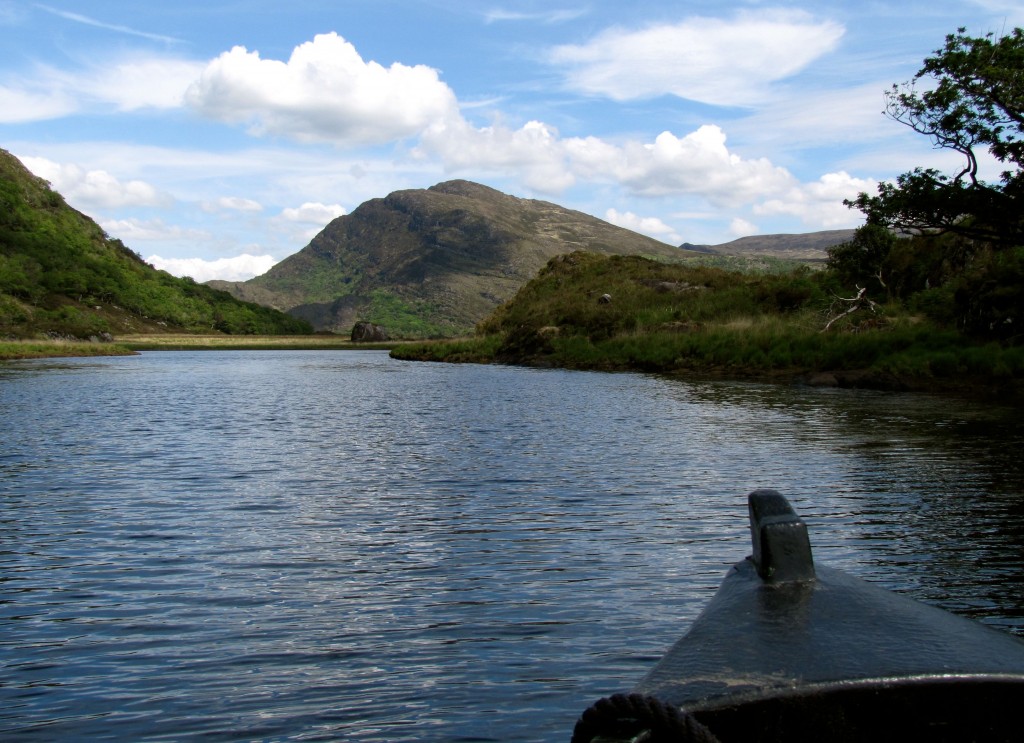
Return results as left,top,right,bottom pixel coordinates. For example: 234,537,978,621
0,339,136,360
390,252,1024,397
0,334,399,359
119,333,396,351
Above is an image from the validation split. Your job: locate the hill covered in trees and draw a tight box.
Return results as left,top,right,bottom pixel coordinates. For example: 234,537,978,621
0,148,311,339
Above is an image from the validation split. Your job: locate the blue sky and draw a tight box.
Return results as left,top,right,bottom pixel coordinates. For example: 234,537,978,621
2,1,1021,282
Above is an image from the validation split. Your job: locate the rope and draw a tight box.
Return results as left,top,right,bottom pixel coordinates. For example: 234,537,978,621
570,692,721,743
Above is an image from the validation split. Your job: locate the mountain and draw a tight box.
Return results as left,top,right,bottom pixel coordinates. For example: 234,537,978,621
681,229,856,262
209,180,698,337
0,148,311,339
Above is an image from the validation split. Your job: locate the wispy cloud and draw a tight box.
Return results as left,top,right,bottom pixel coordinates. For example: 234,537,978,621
34,4,183,44
484,7,588,24
550,9,844,106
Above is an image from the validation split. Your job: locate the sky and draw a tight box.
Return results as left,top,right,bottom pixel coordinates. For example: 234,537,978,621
2,1,1022,282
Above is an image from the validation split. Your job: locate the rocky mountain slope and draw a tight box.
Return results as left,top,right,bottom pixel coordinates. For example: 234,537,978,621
210,180,698,337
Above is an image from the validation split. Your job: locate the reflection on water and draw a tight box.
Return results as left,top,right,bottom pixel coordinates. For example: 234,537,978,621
1,351,1022,741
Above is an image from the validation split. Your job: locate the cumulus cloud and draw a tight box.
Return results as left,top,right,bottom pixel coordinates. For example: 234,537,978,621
604,208,680,243
202,196,263,213
20,155,170,209
549,9,844,106
186,32,461,145
419,117,576,192
422,117,797,205
279,202,346,224
729,218,759,237
609,126,796,203
754,171,876,227
147,253,278,283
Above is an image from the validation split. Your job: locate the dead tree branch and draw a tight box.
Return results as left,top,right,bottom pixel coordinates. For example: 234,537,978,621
822,286,880,332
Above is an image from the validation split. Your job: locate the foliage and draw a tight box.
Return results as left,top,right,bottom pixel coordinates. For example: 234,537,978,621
363,290,458,338
0,149,311,338
390,249,1023,394
826,225,899,294
847,27,1024,247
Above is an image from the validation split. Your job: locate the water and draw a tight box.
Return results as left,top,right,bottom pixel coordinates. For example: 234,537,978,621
1,350,1022,741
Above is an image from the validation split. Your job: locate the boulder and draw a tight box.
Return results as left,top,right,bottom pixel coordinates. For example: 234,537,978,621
350,321,389,342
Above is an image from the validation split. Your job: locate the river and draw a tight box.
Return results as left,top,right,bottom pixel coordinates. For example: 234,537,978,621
2,350,1022,741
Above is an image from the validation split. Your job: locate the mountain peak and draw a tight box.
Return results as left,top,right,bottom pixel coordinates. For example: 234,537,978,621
224,180,691,337
426,179,507,199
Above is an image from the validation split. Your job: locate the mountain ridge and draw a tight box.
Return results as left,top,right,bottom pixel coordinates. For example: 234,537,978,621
681,229,855,261
211,179,701,336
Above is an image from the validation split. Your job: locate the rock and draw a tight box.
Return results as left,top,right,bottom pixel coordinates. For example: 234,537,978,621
807,372,839,387
351,321,389,342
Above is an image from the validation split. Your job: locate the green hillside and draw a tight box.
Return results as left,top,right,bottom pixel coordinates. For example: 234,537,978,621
0,148,311,340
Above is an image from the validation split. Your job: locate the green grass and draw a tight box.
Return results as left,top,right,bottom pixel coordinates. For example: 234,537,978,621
0,340,136,360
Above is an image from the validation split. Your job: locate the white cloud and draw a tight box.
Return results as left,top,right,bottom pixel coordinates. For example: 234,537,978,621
0,85,76,122
549,9,844,106
0,56,202,122
147,253,278,283
419,117,576,192
19,155,170,208
82,58,204,110
484,8,588,24
609,126,796,204
730,83,891,150
202,196,264,213
604,208,680,243
729,218,759,237
754,171,875,227
186,32,461,146
102,218,209,243
279,202,346,224
422,118,798,206
34,4,184,44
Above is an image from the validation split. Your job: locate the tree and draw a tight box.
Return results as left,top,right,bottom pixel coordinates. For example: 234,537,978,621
847,27,1024,248
826,224,898,294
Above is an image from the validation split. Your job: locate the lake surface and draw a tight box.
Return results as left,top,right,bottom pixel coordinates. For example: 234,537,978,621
2,350,1023,741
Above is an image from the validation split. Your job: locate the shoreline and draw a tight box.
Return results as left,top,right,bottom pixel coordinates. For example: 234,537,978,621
0,334,400,360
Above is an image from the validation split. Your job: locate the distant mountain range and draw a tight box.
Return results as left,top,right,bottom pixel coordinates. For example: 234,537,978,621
211,180,855,337
680,229,856,262
0,145,858,341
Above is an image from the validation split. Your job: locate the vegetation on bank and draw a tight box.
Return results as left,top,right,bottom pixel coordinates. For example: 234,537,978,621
0,334,399,360
0,149,312,340
119,334,395,351
390,250,1022,392
393,27,1024,397
0,339,136,360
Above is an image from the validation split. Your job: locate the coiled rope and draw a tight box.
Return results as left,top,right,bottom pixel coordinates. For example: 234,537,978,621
570,692,721,743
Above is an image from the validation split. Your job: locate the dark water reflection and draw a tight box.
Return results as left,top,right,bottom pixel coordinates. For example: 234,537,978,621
1,351,1022,741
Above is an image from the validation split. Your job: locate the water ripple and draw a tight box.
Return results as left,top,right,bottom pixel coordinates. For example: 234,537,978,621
1,351,1022,740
